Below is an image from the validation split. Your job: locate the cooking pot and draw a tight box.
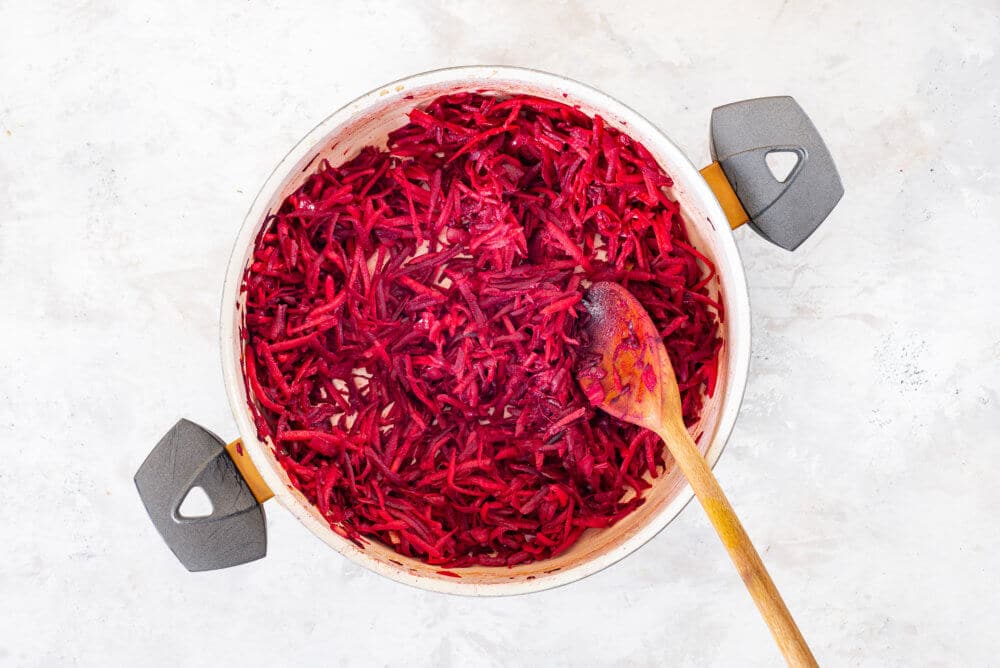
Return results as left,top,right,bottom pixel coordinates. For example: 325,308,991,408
135,66,842,595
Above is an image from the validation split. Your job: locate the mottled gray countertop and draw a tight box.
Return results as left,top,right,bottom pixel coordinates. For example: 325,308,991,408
2,1,998,666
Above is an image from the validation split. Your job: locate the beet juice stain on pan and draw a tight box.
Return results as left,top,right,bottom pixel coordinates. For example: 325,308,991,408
135,66,842,595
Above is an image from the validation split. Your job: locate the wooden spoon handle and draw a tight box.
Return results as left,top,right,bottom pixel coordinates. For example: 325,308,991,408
657,423,818,667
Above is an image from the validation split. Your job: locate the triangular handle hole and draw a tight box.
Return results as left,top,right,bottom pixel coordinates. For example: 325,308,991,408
179,486,214,518
765,150,800,183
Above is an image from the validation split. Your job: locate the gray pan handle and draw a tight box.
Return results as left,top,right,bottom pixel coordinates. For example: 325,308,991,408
710,96,844,250
135,419,267,571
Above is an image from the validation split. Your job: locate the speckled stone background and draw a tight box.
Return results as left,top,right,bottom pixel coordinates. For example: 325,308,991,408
2,1,998,666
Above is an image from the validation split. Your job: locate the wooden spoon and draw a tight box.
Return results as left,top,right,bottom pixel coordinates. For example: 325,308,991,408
578,281,817,667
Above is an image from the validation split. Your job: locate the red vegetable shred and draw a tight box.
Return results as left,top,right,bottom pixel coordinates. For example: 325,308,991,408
241,93,722,567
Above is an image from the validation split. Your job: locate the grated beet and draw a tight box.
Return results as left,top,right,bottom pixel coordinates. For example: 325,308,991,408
241,93,722,567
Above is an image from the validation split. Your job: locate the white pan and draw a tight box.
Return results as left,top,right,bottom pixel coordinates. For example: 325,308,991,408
136,66,842,595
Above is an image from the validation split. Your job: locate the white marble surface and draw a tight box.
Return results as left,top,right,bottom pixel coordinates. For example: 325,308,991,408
2,1,999,665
